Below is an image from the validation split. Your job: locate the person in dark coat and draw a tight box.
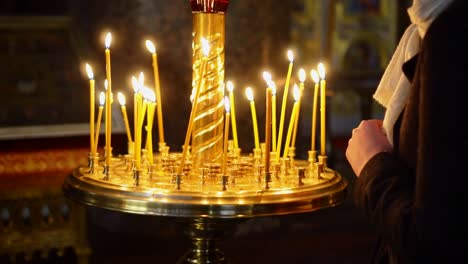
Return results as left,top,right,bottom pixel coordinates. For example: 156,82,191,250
346,0,468,263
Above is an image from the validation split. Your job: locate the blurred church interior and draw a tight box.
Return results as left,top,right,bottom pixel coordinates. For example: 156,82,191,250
0,0,411,263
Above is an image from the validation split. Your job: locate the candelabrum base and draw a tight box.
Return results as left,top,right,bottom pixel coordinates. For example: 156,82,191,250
63,153,347,263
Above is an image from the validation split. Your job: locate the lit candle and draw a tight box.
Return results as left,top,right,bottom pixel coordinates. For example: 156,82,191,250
104,79,112,165
178,37,210,175
132,76,142,158
310,69,320,151
117,92,133,143
85,63,95,156
226,81,238,149
222,97,230,175
136,88,149,171
246,87,260,150
265,86,272,174
145,40,165,145
283,85,300,159
291,68,306,149
277,50,294,162
262,72,276,153
94,92,105,155
104,32,113,167
318,62,327,156
145,89,156,165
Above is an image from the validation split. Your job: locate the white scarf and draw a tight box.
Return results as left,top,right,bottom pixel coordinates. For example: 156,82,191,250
373,0,454,146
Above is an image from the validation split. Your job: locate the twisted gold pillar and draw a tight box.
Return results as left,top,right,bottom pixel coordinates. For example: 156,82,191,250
191,13,225,171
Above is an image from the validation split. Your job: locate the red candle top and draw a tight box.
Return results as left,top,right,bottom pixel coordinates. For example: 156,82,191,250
190,0,230,13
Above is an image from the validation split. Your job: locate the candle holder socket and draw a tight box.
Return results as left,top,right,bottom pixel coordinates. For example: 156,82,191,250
318,155,327,167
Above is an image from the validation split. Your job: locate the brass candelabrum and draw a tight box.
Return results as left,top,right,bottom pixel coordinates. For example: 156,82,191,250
63,1,347,263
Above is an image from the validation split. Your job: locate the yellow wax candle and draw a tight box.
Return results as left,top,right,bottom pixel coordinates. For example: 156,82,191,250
226,81,238,149
222,97,230,175
136,92,148,171
246,87,260,150
117,92,133,143
145,90,156,165
104,32,112,166
283,85,300,159
104,79,111,165
132,76,141,157
265,87,272,174
318,62,327,156
85,63,95,155
271,83,277,153
310,69,320,151
291,69,306,149
94,92,105,155
178,38,210,175
277,50,294,162
146,40,165,144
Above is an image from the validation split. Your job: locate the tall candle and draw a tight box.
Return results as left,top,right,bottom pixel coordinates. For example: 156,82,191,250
104,32,113,167
265,87,272,174
145,90,156,164
94,92,105,155
291,69,306,149
283,85,300,159
104,79,111,165
222,97,230,176
117,92,133,143
277,50,294,162
226,81,238,149
132,76,141,158
146,40,165,144
246,87,260,150
178,38,210,175
310,69,320,151
263,72,276,153
85,63,95,155
136,89,149,171
318,62,327,156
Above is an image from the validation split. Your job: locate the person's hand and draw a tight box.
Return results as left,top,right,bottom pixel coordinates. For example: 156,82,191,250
346,119,393,177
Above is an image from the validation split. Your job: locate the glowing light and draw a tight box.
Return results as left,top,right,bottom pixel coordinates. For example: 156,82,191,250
131,76,140,93
293,84,300,102
287,50,294,63
104,79,108,90
226,81,234,92
224,96,230,113
246,87,254,101
99,92,105,105
299,68,306,83
318,62,326,79
85,63,94,79
117,92,125,106
105,32,112,49
145,40,156,54
310,69,320,84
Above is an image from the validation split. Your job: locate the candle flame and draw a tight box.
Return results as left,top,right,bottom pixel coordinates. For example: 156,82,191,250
104,79,108,90
139,72,145,87
310,69,320,84
299,68,306,83
105,32,112,49
224,96,230,113
293,84,300,102
287,50,294,63
117,92,125,106
246,87,254,101
201,37,210,57
131,76,140,93
318,62,326,79
85,63,94,79
99,92,106,106
145,40,156,54
142,87,156,102
226,81,234,92
262,71,272,83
